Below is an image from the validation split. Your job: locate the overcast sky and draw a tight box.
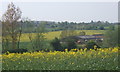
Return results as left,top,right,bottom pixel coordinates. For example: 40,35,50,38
1,2,118,23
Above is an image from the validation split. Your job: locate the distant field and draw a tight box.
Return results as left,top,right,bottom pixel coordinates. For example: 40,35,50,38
20,30,105,42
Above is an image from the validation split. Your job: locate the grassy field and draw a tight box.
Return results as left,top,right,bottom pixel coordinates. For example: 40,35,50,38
20,30,105,42
1,30,105,51
2,47,118,70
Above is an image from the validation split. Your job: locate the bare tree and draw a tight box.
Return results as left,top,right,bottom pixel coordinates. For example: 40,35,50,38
2,2,22,49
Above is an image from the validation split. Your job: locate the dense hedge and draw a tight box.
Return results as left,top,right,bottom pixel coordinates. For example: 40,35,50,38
2,49,28,54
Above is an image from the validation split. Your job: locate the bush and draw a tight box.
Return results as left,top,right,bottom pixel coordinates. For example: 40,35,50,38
103,25,120,47
51,37,63,51
2,49,28,54
86,41,100,49
62,38,77,51
77,44,85,49
36,48,53,52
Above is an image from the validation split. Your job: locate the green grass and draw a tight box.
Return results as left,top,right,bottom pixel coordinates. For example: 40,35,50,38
20,30,105,42
19,40,53,51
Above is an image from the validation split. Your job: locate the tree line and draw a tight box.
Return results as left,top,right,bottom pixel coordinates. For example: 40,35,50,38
18,20,117,33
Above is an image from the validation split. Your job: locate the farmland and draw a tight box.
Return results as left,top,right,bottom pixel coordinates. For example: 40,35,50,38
1,2,120,71
2,47,118,70
20,30,105,42
1,30,106,52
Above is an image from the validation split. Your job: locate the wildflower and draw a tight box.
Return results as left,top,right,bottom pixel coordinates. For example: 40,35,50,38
65,49,68,52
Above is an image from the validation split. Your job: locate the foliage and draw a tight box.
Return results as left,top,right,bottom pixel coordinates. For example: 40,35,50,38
99,26,105,30
86,41,100,49
2,49,28,54
20,21,116,33
103,25,120,47
50,37,63,51
2,47,119,70
17,41,53,52
62,38,77,51
27,21,47,51
60,30,77,39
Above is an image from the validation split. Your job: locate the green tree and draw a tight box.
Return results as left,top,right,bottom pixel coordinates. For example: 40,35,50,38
103,25,120,47
86,41,100,49
34,22,46,50
28,21,47,51
109,25,115,30
60,30,77,39
51,37,63,51
62,39,77,51
99,26,105,30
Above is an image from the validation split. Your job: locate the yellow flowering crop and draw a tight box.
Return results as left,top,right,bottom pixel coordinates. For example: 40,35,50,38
2,47,119,70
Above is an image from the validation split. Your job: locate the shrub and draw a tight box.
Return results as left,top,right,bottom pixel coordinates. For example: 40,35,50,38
62,38,77,51
51,37,63,51
2,49,28,54
86,41,100,49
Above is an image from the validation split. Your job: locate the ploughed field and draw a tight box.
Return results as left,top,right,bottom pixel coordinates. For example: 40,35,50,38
2,47,118,70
